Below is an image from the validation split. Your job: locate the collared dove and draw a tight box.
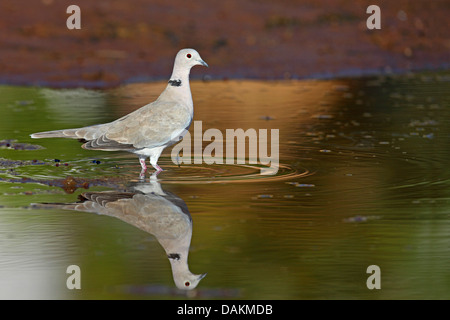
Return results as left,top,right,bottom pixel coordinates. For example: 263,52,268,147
31,49,208,176
33,176,207,290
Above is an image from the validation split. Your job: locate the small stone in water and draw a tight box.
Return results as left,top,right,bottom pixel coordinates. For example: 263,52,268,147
296,184,315,188
286,182,315,188
344,215,367,223
257,194,273,199
344,215,381,223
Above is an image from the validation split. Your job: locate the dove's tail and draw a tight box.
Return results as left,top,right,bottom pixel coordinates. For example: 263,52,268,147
30,128,80,139
31,195,99,213
30,202,81,211
31,123,107,140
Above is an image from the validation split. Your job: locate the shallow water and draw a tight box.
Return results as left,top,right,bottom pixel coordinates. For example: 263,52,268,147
0,72,449,299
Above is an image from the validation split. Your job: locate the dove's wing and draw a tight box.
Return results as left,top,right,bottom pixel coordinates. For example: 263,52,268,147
77,191,192,238
82,100,192,151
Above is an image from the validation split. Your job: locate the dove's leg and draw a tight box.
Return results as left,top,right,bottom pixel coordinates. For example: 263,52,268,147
139,156,147,180
150,159,163,175
139,157,147,171
149,146,165,175
153,164,163,174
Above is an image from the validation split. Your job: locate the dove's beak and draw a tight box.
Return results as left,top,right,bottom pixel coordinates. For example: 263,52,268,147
199,272,208,280
198,59,208,68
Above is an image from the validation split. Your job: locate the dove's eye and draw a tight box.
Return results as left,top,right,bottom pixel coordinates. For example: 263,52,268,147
185,281,190,287
186,54,192,59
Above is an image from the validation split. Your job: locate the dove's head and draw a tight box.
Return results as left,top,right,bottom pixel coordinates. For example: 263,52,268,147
174,48,208,71
168,248,207,290
173,270,207,291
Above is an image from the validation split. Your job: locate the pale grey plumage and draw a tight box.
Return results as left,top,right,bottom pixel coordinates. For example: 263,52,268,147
31,49,208,176
33,178,207,290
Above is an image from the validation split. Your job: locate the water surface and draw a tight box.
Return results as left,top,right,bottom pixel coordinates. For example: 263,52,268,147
0,72,449,299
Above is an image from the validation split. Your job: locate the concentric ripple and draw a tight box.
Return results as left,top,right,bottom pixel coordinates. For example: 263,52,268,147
116,156,313,184
158,163,312,184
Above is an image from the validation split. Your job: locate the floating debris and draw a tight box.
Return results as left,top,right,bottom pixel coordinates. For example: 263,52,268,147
257,194,273,199
0,158,46,168
0,175,123,194
286,182,315,188
343,215,381,223
0,139,44,150
296,183,315,188
54,162,69,167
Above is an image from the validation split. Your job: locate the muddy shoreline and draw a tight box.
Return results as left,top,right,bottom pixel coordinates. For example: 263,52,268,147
0,0,449,88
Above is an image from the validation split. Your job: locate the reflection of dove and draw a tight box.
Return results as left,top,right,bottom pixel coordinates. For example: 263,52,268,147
31,49,208,177
37,178,206,290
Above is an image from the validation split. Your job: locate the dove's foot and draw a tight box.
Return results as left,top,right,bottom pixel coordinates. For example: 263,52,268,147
154,164,163,175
